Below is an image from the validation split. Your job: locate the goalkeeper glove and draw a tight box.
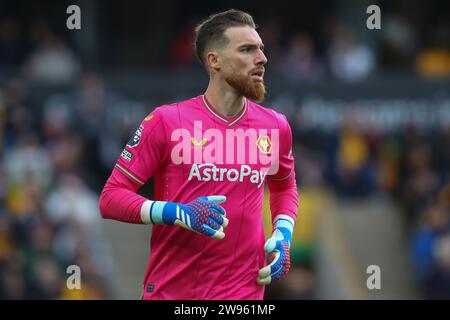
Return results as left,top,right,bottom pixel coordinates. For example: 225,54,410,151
141,195,229,239
257,214,295,285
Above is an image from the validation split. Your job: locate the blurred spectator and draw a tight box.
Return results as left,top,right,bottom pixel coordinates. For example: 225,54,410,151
431,127,450,181
0,214,13,262
0,16,26,66
24,220,61,299
415,22,450,78
279,32,324,82
4,133,53,191
0,247,26,299
438,184,450,210
411,204,450,299
44,174,101,230
73,72,123,182
23,22,81,84
375,137,401,193
415,48,450,78
400,143,439,227
327,25,376,81
2,79,35,148
42,95,75,142
60,244,109,299
76,73,107,139
380,14,417,68
169,19,197,68
257,18,284,74
281,265,316,299
334,119,376,197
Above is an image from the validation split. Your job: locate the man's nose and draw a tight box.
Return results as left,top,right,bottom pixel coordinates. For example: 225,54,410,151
256,50,267,65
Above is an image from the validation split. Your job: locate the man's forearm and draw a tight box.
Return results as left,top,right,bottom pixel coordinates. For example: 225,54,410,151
267,172,298,222
99,167,148,224
99,168,229,239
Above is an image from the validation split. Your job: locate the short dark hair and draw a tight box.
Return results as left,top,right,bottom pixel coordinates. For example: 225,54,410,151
194,9,256,66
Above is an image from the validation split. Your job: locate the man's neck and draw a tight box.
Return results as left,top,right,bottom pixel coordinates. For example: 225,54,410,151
204,80,245,117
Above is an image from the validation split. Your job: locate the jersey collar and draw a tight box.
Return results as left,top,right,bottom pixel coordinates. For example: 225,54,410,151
201,95,248,126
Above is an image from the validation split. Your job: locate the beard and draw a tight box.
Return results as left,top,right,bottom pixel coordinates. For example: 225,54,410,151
225,70,266,103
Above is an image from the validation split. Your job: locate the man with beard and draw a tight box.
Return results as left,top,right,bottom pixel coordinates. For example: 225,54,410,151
99,9,298,300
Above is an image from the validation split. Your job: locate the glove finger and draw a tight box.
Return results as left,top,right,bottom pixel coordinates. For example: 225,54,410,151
257,251,285,286
203,224,225,240
257,250,280,279
270,250,291,280
264,238,278,253
257,274,272,286
222,216,229,228
258,264,272,280
204,195,227,204
267,250,281,270
270,264,288,281
206,216,221,230
209,202,226,216
257,262,274,286
209,208,229,228
197,197,226,216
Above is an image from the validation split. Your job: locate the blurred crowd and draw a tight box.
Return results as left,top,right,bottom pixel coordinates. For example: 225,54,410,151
1,9,450,85
0,75,123,299
1,5,450,300
292,121,450,299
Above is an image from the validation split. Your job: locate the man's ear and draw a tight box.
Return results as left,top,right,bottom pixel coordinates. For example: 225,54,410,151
206,51,221,71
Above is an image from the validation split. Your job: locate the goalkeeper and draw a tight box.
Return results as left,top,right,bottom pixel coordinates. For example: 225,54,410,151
99,9,298,300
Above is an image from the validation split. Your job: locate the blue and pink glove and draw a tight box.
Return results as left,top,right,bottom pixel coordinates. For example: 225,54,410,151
257,214,295,285
141,195,228,239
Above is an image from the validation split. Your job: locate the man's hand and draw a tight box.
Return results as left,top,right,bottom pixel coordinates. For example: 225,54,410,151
145,195,229,239
172,196,229,239
257,215,294,285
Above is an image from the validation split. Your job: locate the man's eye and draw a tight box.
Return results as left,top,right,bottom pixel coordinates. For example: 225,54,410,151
241,47,251,52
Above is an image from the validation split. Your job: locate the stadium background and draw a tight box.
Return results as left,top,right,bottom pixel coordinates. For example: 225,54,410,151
1,0,450,299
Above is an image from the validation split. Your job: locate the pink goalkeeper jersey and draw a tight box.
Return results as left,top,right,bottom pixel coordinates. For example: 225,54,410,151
114,95,296,300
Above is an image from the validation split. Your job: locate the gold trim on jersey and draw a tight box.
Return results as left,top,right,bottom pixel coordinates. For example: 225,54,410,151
201,95,247,126
115,163,145,184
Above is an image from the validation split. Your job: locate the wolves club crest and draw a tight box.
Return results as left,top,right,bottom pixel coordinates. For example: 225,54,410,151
256,135,272,154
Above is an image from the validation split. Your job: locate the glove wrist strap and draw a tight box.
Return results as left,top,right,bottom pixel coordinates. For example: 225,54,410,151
272,214,295,244
141,200,170,225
